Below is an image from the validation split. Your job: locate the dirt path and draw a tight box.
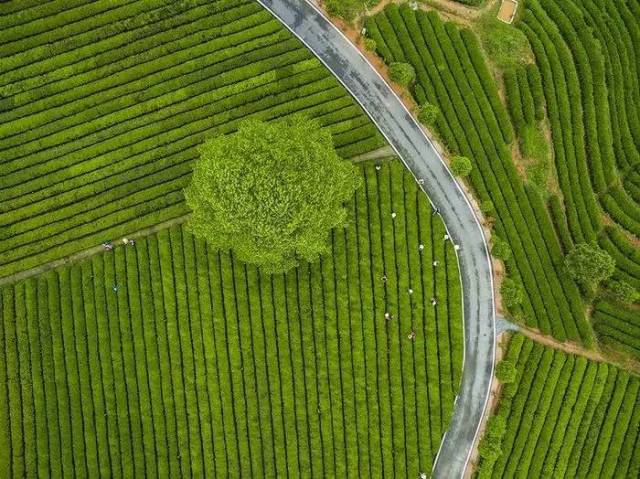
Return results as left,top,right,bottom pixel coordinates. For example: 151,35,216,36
0,215,189,287
517,325,640,374
350,145,396,162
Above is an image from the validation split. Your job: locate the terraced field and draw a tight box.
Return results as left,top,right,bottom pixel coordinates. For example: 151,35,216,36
0,0,385,278
518,0,640,348
365,4,592,343
0,160,463,478
593,300,640,359
477,334,640,478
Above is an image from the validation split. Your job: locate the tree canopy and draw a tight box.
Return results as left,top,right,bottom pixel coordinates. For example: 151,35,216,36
389,62,416,86
184,115,361,273
565,243,615,288
451,155,473,177
416,102,440,127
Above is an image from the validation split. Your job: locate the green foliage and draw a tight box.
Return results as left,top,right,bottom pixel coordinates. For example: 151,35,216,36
526,64,546,121
501,278,524,308
184,116,361,273
416,102,440,127
450,156,473,177
525,160,549,192
324,0,360,21
368,3,592,344
485,415,507,441
606,280,639,304
593,300,640,361
565,243,615,288
521,124,549,163
480,199,496,217
495,360,516,383
479,335,640,479
0,160,463,478
478,438,502,462
478,9,531,70
388,61,416,86
0,3,387,278
363,37,377,52
492,237,512,260
450,0,484,5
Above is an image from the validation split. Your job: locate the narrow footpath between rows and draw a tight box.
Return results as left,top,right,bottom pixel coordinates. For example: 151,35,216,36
257,0,496,477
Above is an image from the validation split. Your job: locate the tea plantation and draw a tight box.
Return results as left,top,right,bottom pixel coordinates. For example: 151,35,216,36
2,0,640,477
0,0,385,278
519,0,640,357
477,334,640,478
0,160,463,477
366,4,591,343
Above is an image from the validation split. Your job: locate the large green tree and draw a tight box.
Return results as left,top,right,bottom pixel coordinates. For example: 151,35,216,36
184,115,361,273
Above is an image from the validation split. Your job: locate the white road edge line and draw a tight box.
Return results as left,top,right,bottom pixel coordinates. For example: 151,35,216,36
256,0,497,476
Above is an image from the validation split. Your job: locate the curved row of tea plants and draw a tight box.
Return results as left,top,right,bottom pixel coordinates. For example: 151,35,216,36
520,0,640,347
477,334,640,478
365,3,591,344
593,300,640,360
0,0,385,279
0,160,462,478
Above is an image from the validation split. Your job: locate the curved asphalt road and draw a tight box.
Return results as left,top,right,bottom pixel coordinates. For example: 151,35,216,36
257,0,496,477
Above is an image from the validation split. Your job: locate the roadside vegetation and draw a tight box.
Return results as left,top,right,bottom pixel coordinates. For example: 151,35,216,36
365,3,593,344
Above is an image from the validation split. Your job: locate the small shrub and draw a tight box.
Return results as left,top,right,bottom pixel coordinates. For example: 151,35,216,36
495,360,516,383
480,199,496,216
478,438,502,462
492,237,512,260
416,102,440,127
363,37,377,52
606,280,639,304
388,62,416,86
501,278,524,308
450,156,473,177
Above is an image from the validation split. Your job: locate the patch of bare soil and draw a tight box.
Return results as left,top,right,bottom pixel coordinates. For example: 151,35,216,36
497,0,517,24
518,326,640,374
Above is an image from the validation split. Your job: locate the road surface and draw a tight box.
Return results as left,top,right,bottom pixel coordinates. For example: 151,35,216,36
257,0,496,477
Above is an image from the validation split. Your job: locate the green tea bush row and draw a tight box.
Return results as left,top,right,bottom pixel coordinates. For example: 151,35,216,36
593,300,640,359
579,0,640,172
369,4,591,342
521,20,594,243
1,24,294,138
0,159,463,477
2,7,269,111
602,187,640,237
0,1,385,277
523,0,640,299
478,335,640,478
0,1,256,91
